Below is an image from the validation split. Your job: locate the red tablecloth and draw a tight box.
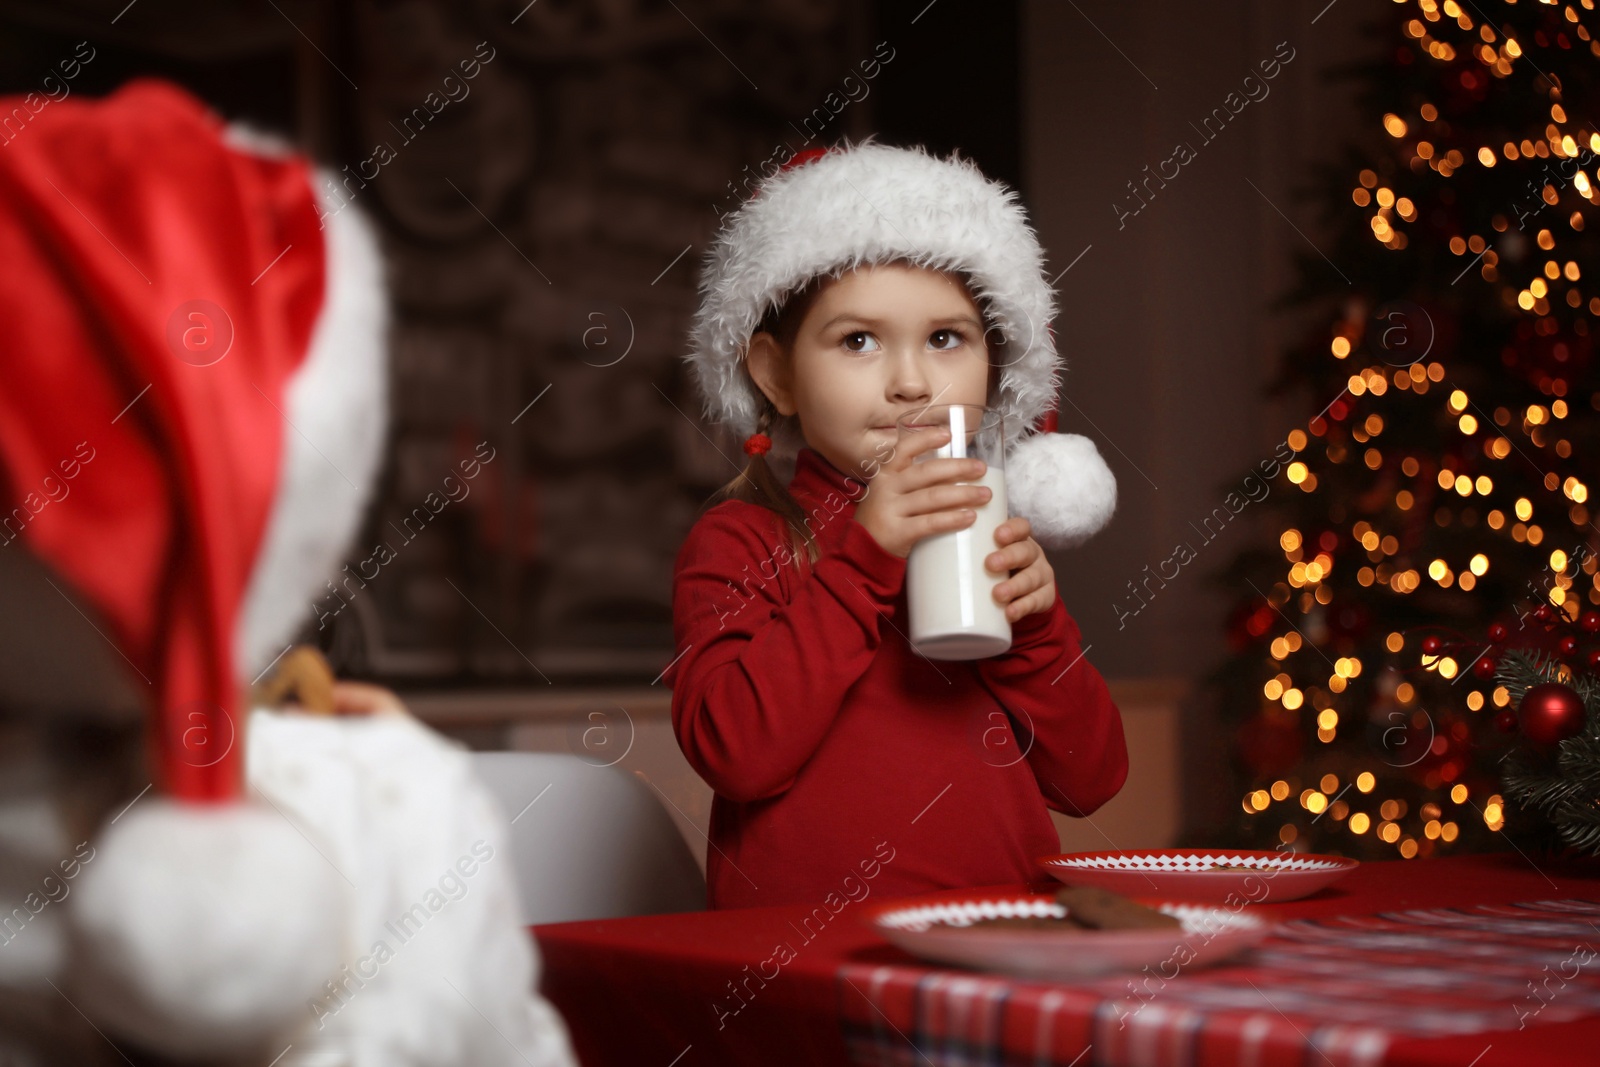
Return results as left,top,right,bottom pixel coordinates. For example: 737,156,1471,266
531,852,1600,1066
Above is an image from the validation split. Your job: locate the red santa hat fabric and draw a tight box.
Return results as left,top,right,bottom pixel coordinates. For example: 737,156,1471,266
0,78,366,801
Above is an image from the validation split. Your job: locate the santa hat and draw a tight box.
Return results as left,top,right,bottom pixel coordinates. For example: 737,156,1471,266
687,137,1116,549
0,78,386,1050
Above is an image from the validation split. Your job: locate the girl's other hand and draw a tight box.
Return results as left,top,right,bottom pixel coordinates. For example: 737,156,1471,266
853,426,993,559
986,516,1056,622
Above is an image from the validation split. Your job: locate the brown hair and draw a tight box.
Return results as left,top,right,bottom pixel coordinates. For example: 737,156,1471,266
707,261,1006,572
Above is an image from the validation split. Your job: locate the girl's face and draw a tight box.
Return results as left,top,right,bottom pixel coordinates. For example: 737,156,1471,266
747,262,992,481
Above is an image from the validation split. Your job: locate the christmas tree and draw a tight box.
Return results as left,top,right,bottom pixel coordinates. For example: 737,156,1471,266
1212,0,1600,861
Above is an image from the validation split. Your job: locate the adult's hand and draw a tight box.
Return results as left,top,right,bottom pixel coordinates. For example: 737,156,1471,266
328,680,409,717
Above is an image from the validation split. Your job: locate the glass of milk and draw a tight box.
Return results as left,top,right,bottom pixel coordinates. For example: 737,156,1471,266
896,404,1012,660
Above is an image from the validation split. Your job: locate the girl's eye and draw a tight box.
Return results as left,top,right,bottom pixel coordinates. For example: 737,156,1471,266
929,329,966,351
842,331,880,353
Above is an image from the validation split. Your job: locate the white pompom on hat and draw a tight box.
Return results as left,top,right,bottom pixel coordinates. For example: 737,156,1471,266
687,136,1116,549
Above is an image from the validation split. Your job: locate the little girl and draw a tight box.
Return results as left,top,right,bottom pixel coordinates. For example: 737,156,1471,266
667,139,1127,910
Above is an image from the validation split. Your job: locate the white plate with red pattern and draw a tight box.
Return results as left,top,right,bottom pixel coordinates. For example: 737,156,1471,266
1038,849,1358,904
865,891,1272,980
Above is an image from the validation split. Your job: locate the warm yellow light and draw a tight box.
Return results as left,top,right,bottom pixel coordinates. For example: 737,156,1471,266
1357,772,1376,792
1552,549,1569,572
1288,462,1308,484
1317,708,1339,730
1516,497,1533,521
1349,812,1371,834
1283,688,1304,711
1451,784,1468,804
1271,780,1290,801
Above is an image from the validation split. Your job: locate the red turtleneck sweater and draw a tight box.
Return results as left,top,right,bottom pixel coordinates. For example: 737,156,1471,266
665,446,1129,910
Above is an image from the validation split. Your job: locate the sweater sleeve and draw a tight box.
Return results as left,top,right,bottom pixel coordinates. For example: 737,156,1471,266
974,594,1130,818
666,504,906,803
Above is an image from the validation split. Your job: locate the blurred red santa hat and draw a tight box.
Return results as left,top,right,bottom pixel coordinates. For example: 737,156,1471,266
0,77,387,802
0,76,390,1054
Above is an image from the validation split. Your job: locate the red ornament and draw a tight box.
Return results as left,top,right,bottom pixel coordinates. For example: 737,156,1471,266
1535,605,1554,624
1421,635,1443,655
1559,635,1580,657
1473,655,1497,680
1589,648,1600,672
742,432,772,457
1496,710,1519,733
1583,611,1600,634
1517,683,1587,745
1488,622,1510,643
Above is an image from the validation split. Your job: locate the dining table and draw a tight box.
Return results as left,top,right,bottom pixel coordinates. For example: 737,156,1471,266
530,851,1600,1066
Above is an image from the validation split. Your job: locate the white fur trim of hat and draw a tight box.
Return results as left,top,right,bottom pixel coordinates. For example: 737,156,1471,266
687,136,1115,549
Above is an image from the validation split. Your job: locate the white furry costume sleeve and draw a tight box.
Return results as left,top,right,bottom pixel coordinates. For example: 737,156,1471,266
68,709,578,1067
244,708,579,1067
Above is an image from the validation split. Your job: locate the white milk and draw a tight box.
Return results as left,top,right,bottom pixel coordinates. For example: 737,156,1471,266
906,466,1012,660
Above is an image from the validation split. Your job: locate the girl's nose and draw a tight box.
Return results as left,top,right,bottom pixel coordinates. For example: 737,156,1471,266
887,349,931,402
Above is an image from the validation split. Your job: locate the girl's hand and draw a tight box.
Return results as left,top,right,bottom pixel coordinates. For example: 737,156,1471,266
986,516,1055,622
853,427,995,559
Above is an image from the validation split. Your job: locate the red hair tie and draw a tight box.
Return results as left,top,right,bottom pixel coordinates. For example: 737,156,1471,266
743,432,772,456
